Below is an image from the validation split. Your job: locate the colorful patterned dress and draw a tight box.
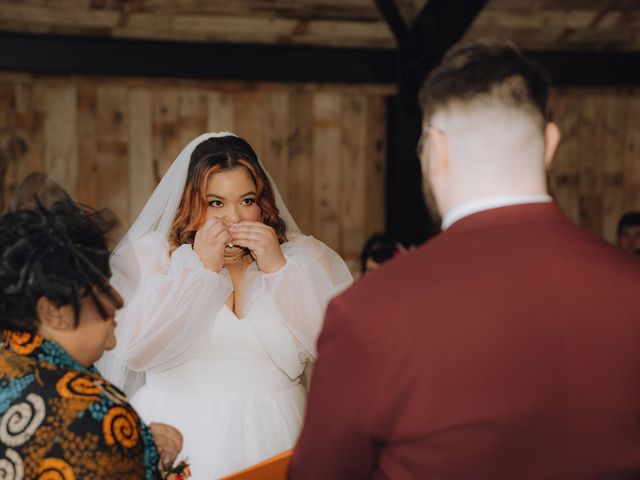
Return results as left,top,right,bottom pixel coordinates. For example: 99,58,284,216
0,330,162,480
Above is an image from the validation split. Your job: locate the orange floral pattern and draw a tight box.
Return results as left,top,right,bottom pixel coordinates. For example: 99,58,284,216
55,372,102,402
103,406,140,449
37,457,76,480
7,331,43,355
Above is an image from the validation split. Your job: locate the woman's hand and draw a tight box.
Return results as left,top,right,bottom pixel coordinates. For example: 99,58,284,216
149,422,183,471
193,218,231,272
230,221,286,274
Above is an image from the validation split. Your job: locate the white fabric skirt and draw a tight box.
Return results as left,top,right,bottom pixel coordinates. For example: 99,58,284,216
133,382,306,479
131,306,308,479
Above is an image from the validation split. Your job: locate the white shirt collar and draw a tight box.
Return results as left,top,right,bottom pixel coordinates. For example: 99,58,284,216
441,194,553,230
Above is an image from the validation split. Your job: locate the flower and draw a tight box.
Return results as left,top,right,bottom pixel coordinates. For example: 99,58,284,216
165,459,191,479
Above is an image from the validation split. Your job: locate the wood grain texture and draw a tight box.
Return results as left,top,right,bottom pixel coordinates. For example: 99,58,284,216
0,72,389,276
76,80,98,208
2,72,639,267
577,92,604,236
0,80,16,211
623,88,640,214
263,91,290,205
129,88,155,223
365,95,387,236
152,87,180,181
3,71,638,268
600,91,627,242
548,86,640,243
549,88,581,224
176,88,208,152
234,91,265,156
340,93,367,273
288,92,314,234
207,91,235,134
43,83,78,196
467,0,640,51
2,0,638,51
312,92,342,251
96,85,128,239
14,80,45,180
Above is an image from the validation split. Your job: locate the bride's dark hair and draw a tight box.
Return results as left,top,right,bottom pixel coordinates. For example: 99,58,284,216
0,198,121,334
169,135,287,250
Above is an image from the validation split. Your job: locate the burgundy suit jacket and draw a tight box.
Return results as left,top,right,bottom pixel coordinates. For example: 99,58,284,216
291,203,640,480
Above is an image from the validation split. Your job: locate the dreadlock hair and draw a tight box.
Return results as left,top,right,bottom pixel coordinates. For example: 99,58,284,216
0,199,119,334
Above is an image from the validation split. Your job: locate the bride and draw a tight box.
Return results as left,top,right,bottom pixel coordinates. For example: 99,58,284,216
98,132,352,479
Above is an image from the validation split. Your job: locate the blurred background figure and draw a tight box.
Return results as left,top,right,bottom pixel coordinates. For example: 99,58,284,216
617,211,640,255
360,233,398,275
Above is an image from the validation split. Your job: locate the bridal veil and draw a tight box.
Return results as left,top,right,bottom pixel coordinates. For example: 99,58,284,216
98,132,352,395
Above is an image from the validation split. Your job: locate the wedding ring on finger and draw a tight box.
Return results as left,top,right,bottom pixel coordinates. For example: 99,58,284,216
226,243,234,248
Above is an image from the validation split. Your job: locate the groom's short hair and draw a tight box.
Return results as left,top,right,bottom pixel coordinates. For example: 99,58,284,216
419,38,551,124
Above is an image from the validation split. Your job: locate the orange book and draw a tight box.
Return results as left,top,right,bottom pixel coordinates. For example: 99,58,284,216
218,450,293,480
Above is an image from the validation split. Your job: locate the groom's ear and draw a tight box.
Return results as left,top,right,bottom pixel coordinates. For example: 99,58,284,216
543,122,561,170
429,128,450,177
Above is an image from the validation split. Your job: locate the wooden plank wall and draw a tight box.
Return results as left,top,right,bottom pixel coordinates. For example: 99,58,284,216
549,86,640,243
0,73,391,275
3,76,634,268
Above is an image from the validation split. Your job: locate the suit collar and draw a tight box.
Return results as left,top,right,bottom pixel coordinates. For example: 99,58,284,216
442,195,553,230
444,202,568,235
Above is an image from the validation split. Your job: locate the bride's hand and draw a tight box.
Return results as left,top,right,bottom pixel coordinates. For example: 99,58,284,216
193,218,231,272
229,221,286,274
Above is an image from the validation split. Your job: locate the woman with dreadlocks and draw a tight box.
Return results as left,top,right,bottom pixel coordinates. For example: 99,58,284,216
0,176,182,479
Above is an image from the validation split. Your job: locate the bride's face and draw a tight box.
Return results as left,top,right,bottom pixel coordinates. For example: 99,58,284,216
205,167,262,225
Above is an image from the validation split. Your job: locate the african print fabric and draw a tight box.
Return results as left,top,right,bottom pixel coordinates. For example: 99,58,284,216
0,330,161,480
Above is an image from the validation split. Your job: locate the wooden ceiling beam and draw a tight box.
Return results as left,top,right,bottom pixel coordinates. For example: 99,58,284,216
382,0,490,246
0,3,397,49
0,31,638,86
1,1,639,53
407,0,489,92
529,50,640,86
0,31,396,84
373,0,412,47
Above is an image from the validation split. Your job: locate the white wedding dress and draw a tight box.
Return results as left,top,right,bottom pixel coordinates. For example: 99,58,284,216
97,132,352,480
131,304,306,479
103,231,350,480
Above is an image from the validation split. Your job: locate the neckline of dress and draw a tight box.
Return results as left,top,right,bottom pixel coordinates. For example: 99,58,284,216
223,303,244,321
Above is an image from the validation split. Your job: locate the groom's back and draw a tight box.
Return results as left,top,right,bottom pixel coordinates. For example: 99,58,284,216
293,38,640,480
340,203,640,479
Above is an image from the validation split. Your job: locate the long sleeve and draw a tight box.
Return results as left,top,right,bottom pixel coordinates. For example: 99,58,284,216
243,236,352,380
290,297,378,479
110,233,232,374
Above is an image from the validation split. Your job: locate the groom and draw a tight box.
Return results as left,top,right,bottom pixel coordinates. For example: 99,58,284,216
290,38,640,479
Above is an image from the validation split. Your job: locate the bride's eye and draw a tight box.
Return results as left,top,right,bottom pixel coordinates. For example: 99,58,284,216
208,200,223,207
241,198,255,206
